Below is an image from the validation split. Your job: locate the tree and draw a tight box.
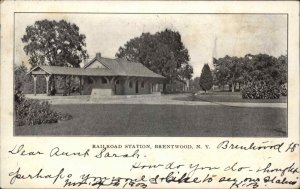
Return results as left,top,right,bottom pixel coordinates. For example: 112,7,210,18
276,54,287,85
178,64,193,80
242,54,285,85
199,64,213,92
212,53,287,98
116,29,192,82
22,19,88,67
189,77,201,92
22,19,89,94
213,56,243,92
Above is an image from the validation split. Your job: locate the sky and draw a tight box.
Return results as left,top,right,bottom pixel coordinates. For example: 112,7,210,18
15,13,287,78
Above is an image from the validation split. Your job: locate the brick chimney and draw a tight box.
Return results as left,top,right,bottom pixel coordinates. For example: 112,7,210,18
96,52,101,59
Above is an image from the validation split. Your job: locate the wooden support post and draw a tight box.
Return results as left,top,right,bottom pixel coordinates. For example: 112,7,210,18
103,76,110,84
109,77,116,87
151,83,154,92
109,77,116,95
53,75,56,92
79,76,82,95
68,76,71,95
151,83,153,93
163,83,166,93
32,75,37,96
64,76,67,96
45,75,50,96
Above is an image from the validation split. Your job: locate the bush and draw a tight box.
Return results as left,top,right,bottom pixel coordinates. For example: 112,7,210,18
280,83,287,96
15,92,72,126
241,82,281,99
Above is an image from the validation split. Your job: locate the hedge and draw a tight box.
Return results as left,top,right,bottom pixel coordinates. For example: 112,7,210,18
241,82,281,99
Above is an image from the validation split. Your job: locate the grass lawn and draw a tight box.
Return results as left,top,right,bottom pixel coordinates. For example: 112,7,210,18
15,104,287,137
174,92,287,103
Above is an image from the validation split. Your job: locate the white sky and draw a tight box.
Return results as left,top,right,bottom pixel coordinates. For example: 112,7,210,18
15,13,287,78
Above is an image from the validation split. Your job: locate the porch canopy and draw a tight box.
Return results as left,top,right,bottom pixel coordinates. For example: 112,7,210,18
27,59,165,95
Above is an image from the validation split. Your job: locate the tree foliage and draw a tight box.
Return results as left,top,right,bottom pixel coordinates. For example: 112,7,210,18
14,63,31,92
199,64,213,92
116,29,193,82
213,56,244,92
213,54,287,92
14,63,46,94
189,77,201,92
242,54,286,85
213,54,287,99
22,19,88,67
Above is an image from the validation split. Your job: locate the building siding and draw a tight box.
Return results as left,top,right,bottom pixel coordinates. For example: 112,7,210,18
82,76,160,96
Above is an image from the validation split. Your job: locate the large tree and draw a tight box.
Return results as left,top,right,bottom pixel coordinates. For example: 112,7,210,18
213,53,287,93
213,55,243,92
22,19,88,68
116,29,193,82
199,64,213,92
242,54,286,85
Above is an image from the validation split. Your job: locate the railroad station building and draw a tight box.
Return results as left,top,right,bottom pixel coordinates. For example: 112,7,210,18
27,53,165,97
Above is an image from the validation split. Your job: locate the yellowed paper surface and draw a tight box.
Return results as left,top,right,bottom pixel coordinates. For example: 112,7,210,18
1,1,299,188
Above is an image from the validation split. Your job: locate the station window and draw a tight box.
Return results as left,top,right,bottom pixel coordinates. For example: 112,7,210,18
101,78,107,84
129,81,133,88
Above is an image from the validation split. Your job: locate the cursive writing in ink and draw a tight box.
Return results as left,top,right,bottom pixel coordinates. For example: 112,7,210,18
217,140,284,153
9,167,65,184
95,148,140,159
50,147,90,157
257,162,299,176
8,144,43,156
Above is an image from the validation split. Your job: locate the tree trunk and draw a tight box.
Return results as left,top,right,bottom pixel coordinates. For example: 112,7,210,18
231,82,235,92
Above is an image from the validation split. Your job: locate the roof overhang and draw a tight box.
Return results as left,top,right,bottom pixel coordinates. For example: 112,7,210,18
27,65,166,79
27,66,51,75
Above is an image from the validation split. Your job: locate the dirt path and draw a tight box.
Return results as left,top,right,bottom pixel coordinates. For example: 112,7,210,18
25,94,287,108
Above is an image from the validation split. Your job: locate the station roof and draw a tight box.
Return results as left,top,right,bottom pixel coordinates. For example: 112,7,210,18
28,56,165,79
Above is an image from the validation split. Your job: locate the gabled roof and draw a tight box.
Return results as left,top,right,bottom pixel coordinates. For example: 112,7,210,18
86,57,164,78
27,57,165,79
28,65,83,76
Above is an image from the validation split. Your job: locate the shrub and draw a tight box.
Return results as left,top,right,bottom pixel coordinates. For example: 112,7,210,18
15,92,72,126
280,83,288,96
241,81,281,99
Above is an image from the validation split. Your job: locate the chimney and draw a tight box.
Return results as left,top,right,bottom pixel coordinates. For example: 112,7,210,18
96,52,101,59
